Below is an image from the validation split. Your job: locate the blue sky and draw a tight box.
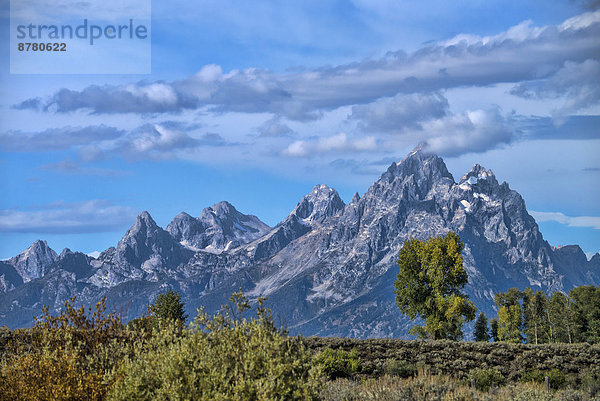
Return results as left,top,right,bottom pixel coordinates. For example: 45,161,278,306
0,0,599,259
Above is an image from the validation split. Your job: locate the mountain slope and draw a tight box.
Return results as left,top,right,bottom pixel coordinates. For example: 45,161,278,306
0,149,597,336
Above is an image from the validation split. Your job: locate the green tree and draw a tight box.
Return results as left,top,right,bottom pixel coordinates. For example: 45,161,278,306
474,312,490,342
497,305,522,342
152,289,187,324
522,288,548,344
494,288,523,343
394,232,476,340
489,318,499,342
548,291,574,343
495,288,522,308
570,285,600,343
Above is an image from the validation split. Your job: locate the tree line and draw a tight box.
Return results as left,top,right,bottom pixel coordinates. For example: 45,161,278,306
474,284,600,344
394,232,600,344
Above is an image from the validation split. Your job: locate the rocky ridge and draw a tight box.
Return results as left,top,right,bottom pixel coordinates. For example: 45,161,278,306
1,149,598,337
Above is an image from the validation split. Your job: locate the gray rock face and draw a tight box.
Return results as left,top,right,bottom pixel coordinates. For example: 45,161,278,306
0,149,597,336
88,211,195,288
0,262,23,293
8,240,57,283
166,202,271,252
293,185,345,223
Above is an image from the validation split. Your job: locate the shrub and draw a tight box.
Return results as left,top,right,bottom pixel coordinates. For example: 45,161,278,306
580,366,600,397
0,297,128,401
468,367,506,391
0,325,11,357
547,369,566,390
108,293,322,400
315,348,362,379
383,359,417,378
322,374,592,401
520,369,566,390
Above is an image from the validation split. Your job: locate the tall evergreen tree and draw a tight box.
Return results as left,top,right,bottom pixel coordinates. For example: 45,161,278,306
474,312,490,342
152,289,187,324
489,318,499,342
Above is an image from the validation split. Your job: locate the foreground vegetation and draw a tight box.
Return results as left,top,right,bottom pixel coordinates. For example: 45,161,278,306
303,336,600,386
323,374,599,401
0,291,599,400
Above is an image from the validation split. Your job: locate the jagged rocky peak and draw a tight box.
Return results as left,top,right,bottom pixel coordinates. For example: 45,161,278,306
365,147,454,204
54,248,94,280
117,211,169,251
122,211,161,239
459,164,499,189
59,248,73,258
208,201,237,218
351,192,361,204
113,210,192,270
8,240,58,283
172,211,194,222
137,210,157,225
200,200,271,237
167,201,270,252
392,147,454,181
293,184,345,223
166,212,203,242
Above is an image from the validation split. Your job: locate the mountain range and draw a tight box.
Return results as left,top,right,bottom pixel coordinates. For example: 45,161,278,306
1,149,598,337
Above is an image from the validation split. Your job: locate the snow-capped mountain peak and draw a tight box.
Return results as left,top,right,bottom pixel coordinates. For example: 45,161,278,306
167,201,270,252
1,150,597,338
292,184,345,223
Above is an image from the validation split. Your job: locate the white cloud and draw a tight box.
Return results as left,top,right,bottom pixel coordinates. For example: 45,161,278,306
420,108,515,157
282,133,376,157
0,125,124,151
511,59,600,119
0,200,137,233
0,122,219,162
15,11,600,119
349,92,449,132
125,83,179,106
530,211,600,229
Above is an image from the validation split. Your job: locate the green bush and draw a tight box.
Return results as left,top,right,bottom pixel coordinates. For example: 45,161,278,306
468,367,506,391
0,297,129,401
580,366,600,397
547,369,566,390
520,369,566,390
108,293,322,401
383,359,416,378
314,348,362,379
520,369,546,384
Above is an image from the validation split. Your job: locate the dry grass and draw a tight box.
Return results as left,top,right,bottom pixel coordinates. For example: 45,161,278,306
322,372,599,401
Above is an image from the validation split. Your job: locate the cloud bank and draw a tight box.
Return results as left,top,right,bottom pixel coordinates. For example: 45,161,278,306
14,11,600,121
0,200,137,233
